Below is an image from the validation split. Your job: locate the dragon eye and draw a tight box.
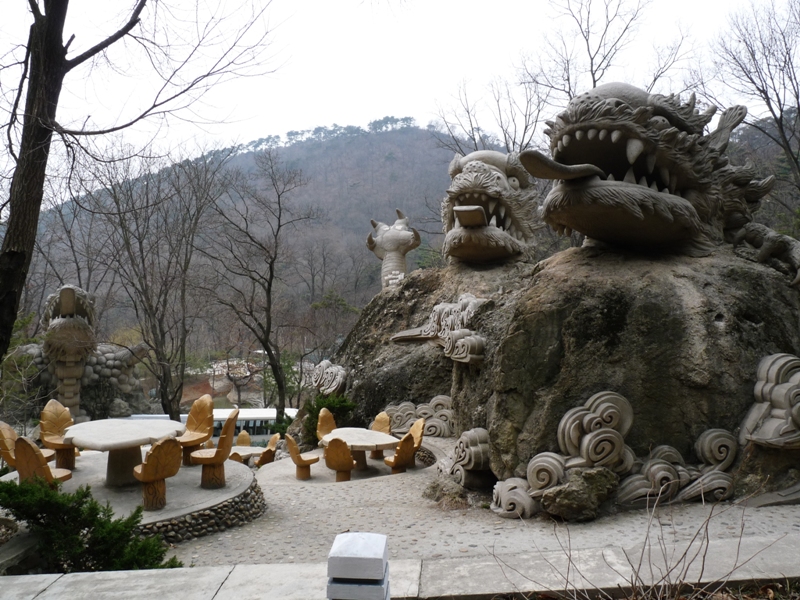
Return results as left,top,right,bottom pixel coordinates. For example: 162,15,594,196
508,176,520,190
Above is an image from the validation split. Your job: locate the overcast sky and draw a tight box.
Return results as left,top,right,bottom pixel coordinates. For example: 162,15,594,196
1,0,753,150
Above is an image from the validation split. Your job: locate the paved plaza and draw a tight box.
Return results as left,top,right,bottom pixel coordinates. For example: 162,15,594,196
5,438,800,599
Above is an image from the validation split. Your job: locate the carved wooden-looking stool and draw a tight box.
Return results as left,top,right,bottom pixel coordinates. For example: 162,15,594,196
15,437,72,487
1,421,55,467
255,433,281,468
176,394,214,466
384,432,415,475
286,434,319,480
408,417,426,467
190,408,238,489
324,437,357,482
369,412,391,459
39,399,77,470
317,408,337,441
236,430,251,446
133,437,182,510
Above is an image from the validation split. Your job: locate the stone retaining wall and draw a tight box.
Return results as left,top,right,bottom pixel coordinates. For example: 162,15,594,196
137,480,266,544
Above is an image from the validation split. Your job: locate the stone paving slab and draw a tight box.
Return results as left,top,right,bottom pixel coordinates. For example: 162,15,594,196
31,566,234,600
1,573,61,600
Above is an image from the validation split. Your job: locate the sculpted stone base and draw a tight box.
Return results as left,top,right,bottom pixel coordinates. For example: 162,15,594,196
335,244,800,489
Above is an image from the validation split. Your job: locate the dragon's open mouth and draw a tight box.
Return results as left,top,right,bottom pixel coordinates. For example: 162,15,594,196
451,191,522,238
43,286,94,329
445,189,525,261
519,103,717,251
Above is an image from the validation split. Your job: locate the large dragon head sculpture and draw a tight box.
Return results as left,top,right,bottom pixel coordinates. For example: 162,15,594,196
41,285,97,362
442,150,541,262
520,82,775,256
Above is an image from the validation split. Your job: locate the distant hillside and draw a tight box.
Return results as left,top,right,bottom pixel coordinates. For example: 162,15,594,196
225,120,455,241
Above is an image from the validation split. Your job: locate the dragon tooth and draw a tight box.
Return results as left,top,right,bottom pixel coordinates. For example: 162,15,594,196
638,176,648,186
650,181,659,191
489,200,497,214
587,128,598,140
626,138,644,164
557,141,564,153
607,173,616,181
599,129,608,141
611,130,623,143
645,153,656,173
575,130,584,140
624,168,637,183
498,205,505,219
489,214,497,227
662,187,670,194
562,134,572,147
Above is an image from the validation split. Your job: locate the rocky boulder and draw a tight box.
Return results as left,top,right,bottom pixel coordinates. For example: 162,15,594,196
335,244,800,481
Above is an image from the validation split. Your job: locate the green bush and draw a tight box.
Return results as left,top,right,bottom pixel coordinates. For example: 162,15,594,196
302,393,356,446
271,414,294,436
0,479,182,573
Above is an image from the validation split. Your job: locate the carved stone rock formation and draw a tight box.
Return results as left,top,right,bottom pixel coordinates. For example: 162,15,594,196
740,353,800,448
521,82,775,259
312,360,347,396
442,151,541,262
491,477,539,519
439,427,496,490
391,293,487,364
367,209,421,289
382,395,454,437
520,391,737,519
333,241,800,481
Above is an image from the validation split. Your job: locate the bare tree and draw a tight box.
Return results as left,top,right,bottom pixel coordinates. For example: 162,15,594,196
697,0,800,220
200,148,316,421
84,148,231,419
527,0,652,100
0,0,272,363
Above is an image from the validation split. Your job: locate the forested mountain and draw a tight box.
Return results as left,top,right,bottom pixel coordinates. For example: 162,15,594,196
228,120,453,239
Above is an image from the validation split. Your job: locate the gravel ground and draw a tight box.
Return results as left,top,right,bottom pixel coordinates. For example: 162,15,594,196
171,442,800,569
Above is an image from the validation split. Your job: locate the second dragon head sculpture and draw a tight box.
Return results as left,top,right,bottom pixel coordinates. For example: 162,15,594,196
441,150,541,263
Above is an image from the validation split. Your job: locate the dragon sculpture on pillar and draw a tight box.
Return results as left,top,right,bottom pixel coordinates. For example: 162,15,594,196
18,285,149,419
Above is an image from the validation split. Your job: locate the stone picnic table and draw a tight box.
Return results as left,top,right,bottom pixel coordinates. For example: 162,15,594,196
64,419,186,487
321,427,399,470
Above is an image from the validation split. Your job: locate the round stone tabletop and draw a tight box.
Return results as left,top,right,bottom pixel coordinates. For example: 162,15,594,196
322,427,399,451
64,419,186,451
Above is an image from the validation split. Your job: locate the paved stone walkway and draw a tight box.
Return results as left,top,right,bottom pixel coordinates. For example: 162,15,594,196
172,441,800,571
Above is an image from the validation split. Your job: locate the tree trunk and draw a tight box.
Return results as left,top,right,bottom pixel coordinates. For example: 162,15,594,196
0,3,68,361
